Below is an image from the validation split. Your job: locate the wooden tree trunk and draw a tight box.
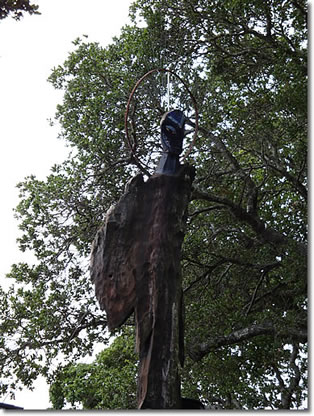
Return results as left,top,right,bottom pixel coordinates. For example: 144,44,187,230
90,165,195,409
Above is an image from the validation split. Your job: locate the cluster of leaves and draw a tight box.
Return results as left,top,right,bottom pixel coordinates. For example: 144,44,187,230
49,328,137,410
0,0,307,409
0,0,39,20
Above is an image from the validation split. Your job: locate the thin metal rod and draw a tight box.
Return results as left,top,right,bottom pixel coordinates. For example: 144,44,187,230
124,68,199,171
167,71,170,111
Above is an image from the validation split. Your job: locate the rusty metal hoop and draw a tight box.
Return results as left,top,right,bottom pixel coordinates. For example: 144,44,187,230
124,68,199,172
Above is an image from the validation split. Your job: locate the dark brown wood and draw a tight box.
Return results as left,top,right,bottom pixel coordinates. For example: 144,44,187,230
90,165,195,409
90,174,143,330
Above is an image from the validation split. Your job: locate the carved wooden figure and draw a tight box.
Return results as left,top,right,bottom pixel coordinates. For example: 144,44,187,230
90,111,201,408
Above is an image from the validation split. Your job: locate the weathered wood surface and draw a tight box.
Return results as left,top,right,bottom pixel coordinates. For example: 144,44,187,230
90,165,195,409
90,173,143,330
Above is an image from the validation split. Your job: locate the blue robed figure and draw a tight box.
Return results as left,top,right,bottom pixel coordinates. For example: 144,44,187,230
155,109,186,175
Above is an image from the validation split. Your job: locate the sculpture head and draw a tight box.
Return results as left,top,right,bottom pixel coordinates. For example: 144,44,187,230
160,110,186,155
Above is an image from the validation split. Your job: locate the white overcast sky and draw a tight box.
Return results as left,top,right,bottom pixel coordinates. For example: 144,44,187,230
0,0,133,409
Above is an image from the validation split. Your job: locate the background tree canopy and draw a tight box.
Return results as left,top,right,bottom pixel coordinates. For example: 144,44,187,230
0,0,39,20
0,0,307,410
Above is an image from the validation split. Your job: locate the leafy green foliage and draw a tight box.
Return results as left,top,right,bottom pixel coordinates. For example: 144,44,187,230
0,0,307,409
0,0,39,20
49,328,137,409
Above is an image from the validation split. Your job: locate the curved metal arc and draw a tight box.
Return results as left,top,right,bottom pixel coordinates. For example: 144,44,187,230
124,68,199,173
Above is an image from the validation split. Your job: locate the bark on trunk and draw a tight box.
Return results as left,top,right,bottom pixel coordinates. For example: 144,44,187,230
90,165,195,409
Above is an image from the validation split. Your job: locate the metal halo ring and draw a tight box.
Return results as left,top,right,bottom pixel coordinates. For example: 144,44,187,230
124,68,199,173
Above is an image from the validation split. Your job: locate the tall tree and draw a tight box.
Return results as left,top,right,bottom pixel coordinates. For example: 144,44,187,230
0,0,307,409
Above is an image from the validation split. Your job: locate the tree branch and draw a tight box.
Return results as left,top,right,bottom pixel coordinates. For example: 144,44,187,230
188,322,307,362
264,159,307,201
272,343,302,409
191,187,307,255
183,259,227,293
14,317,107,353
187,122,260,215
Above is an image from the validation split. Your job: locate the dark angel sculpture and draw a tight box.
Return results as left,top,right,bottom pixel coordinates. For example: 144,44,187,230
155,109,186,175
